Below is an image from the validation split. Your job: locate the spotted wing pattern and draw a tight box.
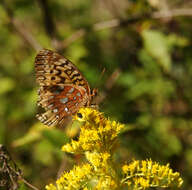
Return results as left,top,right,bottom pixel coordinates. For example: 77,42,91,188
35,49,92,126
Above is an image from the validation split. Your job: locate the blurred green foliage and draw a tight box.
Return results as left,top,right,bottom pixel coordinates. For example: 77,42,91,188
1,0,192,189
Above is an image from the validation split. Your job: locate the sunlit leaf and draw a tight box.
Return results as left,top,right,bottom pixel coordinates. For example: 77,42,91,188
142,30,171,72
12,123,47,147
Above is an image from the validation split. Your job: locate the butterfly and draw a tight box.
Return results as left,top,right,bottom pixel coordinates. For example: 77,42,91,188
35,49,96,127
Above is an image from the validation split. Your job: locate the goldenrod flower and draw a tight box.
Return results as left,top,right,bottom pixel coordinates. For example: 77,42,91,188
62,108,124,153
121,159,183,189
85,151,110,169
95,176,117,190
45,184,57,190
45,164,93,190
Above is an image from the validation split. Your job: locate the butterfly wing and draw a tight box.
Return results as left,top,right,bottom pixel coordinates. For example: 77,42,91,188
35,49,91,126
35,49,91,94
37,84,89,126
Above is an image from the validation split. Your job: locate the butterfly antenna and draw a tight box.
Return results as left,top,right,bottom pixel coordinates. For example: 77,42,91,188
94,67,106,91
91,68,106,105
99,67,106,82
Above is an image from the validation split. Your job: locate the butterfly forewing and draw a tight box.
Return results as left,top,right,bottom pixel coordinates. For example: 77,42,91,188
35,49,92,127
35,49,90,94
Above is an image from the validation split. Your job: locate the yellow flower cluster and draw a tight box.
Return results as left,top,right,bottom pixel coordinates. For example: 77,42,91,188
122,159,183,189
45,108,183,190
46,108,124,190
85,151,110,170
62,108,124,153
45,164,93,190
95,176,117,190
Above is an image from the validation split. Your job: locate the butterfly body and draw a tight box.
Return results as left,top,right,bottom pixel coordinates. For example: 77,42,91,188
35,49,94,126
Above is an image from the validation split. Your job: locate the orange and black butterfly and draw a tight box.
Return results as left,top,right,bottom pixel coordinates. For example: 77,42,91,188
35,49,96,127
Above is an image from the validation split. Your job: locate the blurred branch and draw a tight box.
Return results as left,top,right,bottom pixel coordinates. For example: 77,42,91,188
1,0,42,52
59,8,192,49
94,8,192,29
21,178,39,190
93,19,120,30
58,15,141,49
60,29,86,49
153,8,192,18
10,19,42,51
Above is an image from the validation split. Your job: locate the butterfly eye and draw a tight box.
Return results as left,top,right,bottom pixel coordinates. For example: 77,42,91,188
77,112,83,119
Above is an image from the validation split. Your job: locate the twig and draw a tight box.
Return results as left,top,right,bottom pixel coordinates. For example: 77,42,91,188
93,19,120,30
153,8,192,18
60,29,86,49
21,178,40,190
12,18,42,51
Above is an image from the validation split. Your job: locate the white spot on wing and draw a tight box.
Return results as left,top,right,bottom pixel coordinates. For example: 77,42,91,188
53,108,58,113
53,90,60,95
76,92,81,97
68,87,74,93
60,97,68,104
48,96,54,100
59,86,64,90
64,107,69,112
48,104,54,109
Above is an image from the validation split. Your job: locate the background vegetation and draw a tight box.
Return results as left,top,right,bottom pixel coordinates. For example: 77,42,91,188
0,0,192,189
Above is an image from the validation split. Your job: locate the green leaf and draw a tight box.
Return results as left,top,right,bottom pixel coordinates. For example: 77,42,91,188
12,123,45,147
167,34,189,48
13,122,69,149
142,30,171,72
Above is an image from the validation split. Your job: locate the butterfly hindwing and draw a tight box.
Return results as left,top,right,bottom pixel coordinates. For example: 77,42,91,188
37,85,88,126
